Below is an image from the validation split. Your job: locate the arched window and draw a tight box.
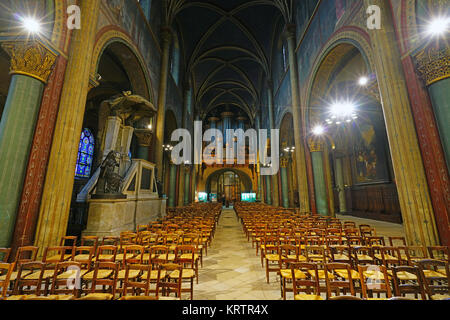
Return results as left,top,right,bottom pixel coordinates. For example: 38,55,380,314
75,128,95,178
282,42,288,72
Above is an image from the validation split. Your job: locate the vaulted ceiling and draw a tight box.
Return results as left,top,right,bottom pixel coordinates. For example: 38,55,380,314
174,0,287,123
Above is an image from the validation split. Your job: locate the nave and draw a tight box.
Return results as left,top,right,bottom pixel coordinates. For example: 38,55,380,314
1,203,448,301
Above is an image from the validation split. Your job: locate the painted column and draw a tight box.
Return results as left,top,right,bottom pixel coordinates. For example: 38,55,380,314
364,0,439,246
178,164,185,207
335,157,347,213
155,27,172,181
415,48,450,169
267,85,279,207
409,48,450,246
280,157,290,208
184,166,191,205
11,55,67,259
168,162,177,207
34,0,101,253
285,25,310,213
309,140,328,216
255,115,263,203
323,147,335,218
0,41,56,248
265,175,272,205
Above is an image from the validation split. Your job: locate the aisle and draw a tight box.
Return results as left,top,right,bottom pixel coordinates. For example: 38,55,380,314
194,209,281,300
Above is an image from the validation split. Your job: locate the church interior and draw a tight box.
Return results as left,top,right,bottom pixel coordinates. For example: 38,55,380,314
0,0,449,302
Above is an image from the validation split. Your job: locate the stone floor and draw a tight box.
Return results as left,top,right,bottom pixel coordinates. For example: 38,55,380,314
193,208,406,300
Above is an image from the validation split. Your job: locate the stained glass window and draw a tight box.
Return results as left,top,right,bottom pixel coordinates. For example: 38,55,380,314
75,128,95,178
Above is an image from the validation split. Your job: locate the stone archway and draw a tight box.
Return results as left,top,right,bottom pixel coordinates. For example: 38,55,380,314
303,28,439,246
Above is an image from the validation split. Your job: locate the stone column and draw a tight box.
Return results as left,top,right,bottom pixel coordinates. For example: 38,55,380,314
168,162,178,207
0,41,57,248
285,25,310,213
335,157,347,213
266,85,279,207
280,157,290,208
34,0,101,253
309,139,328,216
364,0,439,246
155,27,172,180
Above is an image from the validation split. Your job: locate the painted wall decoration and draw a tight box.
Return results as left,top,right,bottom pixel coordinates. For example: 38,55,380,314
350,116,391,185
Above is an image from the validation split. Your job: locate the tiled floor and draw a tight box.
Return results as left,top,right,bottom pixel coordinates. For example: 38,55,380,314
193,209,406,300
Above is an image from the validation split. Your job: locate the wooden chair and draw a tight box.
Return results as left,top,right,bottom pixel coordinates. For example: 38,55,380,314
388,236,406,247
101,236,119,246
80,236,99,251
373,246,401,269
358,264,392,300
352,246,375,266
175,245,197,298
0,263,14,299
24,246,72,295
402,246,428,266
121,264,156,298
328,295,363,300
82,261,120,300
359,224,373,239
117,245,144,291
50,261,83,299
416,259,449,300
59,236,78,260
94,245,118,263
0,248,11,263
279,244,303,300
72,246,95,271
262,237,281,283
324,263,356,299
427,246,449,263
391,265,426,300
291,262,323,300
12,261,46,297
158,263,183,300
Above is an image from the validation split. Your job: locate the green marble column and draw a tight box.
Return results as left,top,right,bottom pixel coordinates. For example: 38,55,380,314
184,168,191,205
265,175,272,205
309,140,328,216
280,158,290,208
168,163,178,207
0,41,56,247
428,78,450,169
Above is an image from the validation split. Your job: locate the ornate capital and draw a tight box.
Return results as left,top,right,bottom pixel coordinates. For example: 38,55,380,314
161,27,173,45
285,24,296,40
415,47,450,86
308,138,324,153
280,157,289,168
134,129,153,147
2,41,57,83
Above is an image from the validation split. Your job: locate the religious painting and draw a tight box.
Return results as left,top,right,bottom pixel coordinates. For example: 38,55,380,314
351,118,390,185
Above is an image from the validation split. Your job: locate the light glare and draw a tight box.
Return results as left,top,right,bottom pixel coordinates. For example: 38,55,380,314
22,17,41,33
427,17,449,36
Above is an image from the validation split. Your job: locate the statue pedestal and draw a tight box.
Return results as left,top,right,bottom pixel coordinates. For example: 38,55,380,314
83,197,166,237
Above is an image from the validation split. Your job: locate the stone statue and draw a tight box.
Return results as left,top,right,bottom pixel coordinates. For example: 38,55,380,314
94,151,126,199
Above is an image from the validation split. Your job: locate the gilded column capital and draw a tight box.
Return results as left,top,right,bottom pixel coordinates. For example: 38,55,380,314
2,41,57,84
415,47,450,86
280,157,289,168
308,138,324,153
